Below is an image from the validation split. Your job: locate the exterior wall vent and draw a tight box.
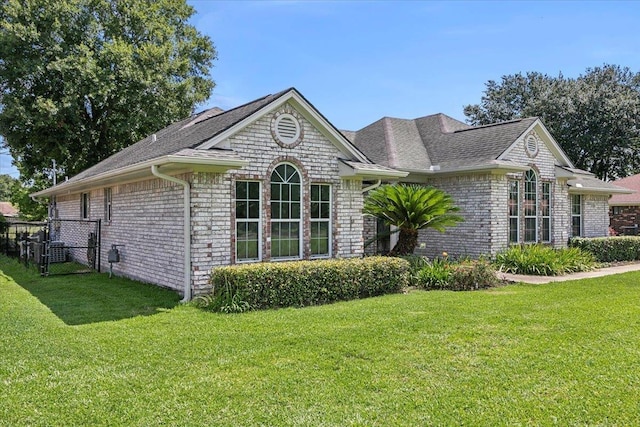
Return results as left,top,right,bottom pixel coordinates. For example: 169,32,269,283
274,113,300,145
525,133,539,157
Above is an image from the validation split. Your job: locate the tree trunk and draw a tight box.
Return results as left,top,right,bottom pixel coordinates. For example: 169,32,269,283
389,228,418,256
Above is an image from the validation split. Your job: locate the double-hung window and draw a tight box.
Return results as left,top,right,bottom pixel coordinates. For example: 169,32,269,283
236,181,261,261
508,180,520,243
540,182,551,242
571,195,582,237
104,188,112,223
81,192,90,220
310,184,331,257
523,170,538,242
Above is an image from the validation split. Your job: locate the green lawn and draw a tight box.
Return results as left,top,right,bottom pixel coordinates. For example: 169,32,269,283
2,255,640,426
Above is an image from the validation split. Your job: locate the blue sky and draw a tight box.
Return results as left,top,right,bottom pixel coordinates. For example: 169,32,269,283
2,0,639,178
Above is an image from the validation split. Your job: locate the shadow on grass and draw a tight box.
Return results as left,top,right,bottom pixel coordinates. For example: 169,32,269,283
1,256,181,325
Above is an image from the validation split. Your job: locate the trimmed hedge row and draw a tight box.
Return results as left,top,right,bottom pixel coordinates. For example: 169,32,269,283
206,256,410,311
570,236,640,262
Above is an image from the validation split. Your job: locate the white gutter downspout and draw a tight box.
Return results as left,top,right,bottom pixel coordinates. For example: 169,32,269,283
151,165,192,302
362,179,382,194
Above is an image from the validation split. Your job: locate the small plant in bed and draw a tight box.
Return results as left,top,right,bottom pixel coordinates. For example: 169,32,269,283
495,244,596,276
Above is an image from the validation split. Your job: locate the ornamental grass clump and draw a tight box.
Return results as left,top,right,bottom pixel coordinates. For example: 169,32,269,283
496,244,596,276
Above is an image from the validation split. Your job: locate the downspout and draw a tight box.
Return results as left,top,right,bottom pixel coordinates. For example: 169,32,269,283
362,179,382,194
151,165,192,302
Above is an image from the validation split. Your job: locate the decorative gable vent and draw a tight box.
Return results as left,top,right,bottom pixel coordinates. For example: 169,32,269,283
271,112,303,148
525,134,539,157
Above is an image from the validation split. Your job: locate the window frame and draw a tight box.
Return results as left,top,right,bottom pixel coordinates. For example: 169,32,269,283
81,192,90,220
508,179,520,244
523,170,538,242
310,183,332,258
270,163,303,260
235,180,262,263
540,182,551,242
104,188,112,224
571,194,582,237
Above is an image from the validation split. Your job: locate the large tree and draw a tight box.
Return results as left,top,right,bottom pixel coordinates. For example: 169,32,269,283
464,65,640,181
364,184,463,256
0,0,216,181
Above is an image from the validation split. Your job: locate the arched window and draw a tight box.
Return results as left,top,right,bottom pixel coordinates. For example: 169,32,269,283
524,170,537,242
270,164,302,259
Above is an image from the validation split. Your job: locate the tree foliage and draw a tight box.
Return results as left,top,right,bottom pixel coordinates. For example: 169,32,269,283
364,184,463,256
0,0,216,180
10,180,48,221
0,174,16,201
464,65,640,180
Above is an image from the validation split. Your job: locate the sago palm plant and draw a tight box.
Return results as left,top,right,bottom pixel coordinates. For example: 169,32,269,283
364,184,463,256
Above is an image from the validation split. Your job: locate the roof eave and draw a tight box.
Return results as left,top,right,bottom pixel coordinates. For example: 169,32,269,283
31,155,249,198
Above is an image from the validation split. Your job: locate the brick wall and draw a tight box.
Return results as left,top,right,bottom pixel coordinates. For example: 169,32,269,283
52,102,367,295
610,206,640,235
583,194,609,237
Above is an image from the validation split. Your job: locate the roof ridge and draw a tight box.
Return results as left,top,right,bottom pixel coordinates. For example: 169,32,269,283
453,117,536,133
183,88,292,130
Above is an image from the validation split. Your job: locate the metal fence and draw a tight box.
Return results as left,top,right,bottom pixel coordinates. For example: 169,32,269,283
1,219,101,276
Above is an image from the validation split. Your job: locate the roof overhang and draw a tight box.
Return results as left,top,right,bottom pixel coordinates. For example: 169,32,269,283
338,160,408,180
556,166,633,196
32,153,248,198
400,161,530,181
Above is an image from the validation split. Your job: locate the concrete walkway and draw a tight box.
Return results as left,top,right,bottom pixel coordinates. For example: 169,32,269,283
500,262,640,284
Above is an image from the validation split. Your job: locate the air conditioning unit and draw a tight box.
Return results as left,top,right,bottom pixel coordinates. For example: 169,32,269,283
49,241,67,263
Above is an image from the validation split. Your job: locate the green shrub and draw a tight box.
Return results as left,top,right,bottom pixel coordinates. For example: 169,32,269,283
400,255,431,285
495,244,596,276
448,259,500,291
204,257,410,312
416,258,451,289
570,236,640,262
416,258,499,291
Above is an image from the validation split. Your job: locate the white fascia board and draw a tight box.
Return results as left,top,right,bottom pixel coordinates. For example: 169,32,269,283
31,155,248,198
498,119,575,168
338,162,408,179
400,162,530,178
197,90,371,163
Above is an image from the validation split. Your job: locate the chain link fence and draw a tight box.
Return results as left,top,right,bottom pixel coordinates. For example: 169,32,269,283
1,219,101,276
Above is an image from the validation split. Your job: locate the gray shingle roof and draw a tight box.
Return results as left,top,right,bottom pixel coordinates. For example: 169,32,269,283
66,88,292,184
348,113,539,171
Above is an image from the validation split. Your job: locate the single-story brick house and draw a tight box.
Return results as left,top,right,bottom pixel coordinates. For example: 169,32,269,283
608,174,640,235
344,113,630,258
33,87,628,299
32,88,407,300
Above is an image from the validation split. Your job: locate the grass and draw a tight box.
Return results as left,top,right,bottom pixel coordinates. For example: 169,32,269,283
2,255,640,425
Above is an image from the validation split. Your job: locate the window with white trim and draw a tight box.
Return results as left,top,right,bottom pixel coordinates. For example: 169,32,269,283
524,170,537,242
270,164,302,259
81,192,90,220
541,182,551,242
104,188,112,223
508,180,520,243
571,195,582,237
310,184,331,257
236,181,261,261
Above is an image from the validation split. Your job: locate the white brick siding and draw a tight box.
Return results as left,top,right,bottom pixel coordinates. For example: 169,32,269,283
53,102,365,296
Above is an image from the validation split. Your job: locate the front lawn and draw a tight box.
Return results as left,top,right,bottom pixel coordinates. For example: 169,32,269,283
2,255,640,425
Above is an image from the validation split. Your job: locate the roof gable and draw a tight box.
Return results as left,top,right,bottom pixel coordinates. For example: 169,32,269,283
498,119,574,168
198,88,370,163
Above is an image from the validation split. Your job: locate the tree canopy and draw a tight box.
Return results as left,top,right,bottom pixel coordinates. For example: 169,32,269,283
0,173,16,201
0,0,217,182
464,65,640,181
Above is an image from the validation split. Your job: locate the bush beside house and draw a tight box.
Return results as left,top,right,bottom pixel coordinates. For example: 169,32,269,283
201,256,410,312
570,236,640,262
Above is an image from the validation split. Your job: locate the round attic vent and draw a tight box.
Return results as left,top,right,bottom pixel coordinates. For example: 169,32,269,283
525,134,539,157
272,113,302,147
